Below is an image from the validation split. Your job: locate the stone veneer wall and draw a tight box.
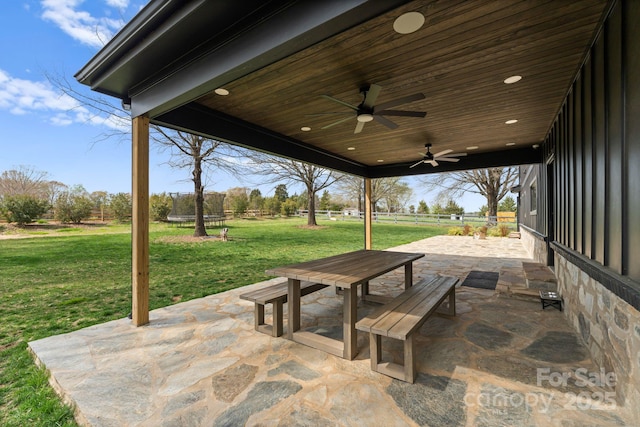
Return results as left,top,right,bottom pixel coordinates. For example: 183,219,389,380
554,252,640,425
519,226,547,264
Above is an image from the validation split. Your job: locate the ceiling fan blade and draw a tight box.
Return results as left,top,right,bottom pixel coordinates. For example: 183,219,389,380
410,160,424,168
375,109,426,118
354,121,365,134
373,114,398,129
306,112,352,116
374,92,425,111
437,157,461,162
433,149,453,158
320,94,358,111
321,116,353,129
362,84,382,109
430,159,439,167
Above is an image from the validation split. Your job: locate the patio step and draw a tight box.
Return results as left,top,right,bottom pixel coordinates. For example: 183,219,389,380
496,262,557,301
522,262,557,292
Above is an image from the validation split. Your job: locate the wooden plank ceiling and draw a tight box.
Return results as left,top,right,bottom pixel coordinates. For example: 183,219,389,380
192,0,606,171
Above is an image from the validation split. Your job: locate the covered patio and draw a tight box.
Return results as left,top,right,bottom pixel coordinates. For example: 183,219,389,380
30,236,628,426
63,0,640,424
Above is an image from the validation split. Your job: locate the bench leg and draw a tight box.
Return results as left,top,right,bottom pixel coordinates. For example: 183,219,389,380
272,300,284,337
404,335,416,383
255,303,265,331
448,289,456,316
370,333,382,371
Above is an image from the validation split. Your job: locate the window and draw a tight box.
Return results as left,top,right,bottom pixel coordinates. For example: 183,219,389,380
530,179,537,214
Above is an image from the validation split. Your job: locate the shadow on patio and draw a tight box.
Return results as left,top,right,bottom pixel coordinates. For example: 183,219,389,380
29,236,628,426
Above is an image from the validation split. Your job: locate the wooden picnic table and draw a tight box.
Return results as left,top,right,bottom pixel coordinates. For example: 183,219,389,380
265,249,424,360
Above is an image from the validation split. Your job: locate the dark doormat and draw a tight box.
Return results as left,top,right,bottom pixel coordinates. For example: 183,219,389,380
461,270,499,290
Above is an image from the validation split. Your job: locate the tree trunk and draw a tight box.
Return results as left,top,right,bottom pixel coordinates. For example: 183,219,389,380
193,158,207,237
307,188,317,226
486,190,499,225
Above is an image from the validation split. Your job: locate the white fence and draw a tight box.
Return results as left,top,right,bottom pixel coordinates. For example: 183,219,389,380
299,210,516,227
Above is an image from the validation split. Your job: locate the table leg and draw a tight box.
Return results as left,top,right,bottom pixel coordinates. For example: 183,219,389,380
343,285,358,360
361,281,369,301
404,263,413,290
287,279,301,339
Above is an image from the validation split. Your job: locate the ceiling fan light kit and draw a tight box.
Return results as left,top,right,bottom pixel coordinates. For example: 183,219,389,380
357,113,374,123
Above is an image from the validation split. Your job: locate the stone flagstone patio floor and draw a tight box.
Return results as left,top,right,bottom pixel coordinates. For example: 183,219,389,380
29,236,632,426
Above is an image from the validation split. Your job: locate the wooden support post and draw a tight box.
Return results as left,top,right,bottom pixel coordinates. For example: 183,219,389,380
131,115,149,326
364,178,373,250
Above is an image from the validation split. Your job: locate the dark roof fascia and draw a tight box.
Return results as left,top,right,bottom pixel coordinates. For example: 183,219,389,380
74,0,188,96
128,0,410,118
153,102,543,179
152,103,369,177
366,147,544,178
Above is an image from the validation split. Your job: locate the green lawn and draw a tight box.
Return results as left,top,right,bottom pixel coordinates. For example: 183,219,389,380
0,217,448,426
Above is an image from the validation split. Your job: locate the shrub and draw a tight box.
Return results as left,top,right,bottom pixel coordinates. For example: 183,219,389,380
487,226,502,237
498,224,511,237
280,199,297,217
475,225,488,234
110,193,132,222
54,192,93,224
448,226,463,236
0,195,50,225
150,193,172,221
462,224,472,236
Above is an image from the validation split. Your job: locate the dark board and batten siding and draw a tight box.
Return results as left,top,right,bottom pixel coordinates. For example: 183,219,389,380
541,0,639,309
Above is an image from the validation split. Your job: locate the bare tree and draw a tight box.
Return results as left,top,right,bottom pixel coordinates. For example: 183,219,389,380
0,166,51,199
250,156,341,226
48,73,251,237
337,175,412,213
419,167,518,220
336,175,364,212
153,129,250,236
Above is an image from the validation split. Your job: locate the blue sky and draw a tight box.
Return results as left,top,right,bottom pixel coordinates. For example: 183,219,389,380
0,0,485,211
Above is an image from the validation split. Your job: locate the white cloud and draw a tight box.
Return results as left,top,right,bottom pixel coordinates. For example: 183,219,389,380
40,0,126,49
0,69,127,131
106,0,129,8
0,69,79,115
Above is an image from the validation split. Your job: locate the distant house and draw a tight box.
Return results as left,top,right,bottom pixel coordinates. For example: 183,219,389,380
343,208,359,217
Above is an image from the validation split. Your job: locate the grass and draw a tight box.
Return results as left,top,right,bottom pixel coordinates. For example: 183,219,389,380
0,217,448,426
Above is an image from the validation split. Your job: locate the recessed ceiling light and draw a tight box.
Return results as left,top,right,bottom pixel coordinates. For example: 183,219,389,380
506,142,516,146
393,12,425,34
505,119,518,124
214,88,229,96
467,146,479,150
301,126,311,132
377,159,384,163
504,75,522,84
347,147,356,151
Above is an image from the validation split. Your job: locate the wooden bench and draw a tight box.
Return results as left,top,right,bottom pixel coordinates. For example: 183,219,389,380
240,281,328,337
355,275,458,383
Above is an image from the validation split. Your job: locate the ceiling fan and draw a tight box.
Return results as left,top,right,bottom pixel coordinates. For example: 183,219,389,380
410,143,467,168
315,84,426,134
